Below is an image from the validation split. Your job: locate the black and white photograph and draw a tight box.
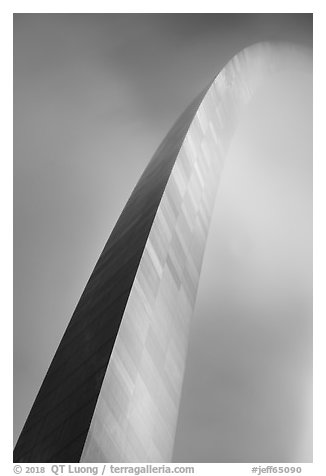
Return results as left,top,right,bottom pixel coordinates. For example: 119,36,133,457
12,10,314,471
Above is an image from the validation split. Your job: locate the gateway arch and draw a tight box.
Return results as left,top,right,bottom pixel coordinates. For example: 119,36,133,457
14,42,310,463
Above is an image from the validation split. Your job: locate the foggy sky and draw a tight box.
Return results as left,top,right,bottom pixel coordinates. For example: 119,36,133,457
173,70,312,462
13,13,312,461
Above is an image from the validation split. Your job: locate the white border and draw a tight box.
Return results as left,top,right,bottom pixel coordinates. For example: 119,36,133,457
3,4,323,475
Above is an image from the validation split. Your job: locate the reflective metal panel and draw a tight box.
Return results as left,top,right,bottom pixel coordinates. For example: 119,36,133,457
81,43,308,462
14,42,309,463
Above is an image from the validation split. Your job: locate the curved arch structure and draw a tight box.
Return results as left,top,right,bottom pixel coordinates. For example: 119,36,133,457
14,42,310,463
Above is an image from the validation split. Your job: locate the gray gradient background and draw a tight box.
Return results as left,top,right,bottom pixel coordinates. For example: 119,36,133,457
13,14,312,462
